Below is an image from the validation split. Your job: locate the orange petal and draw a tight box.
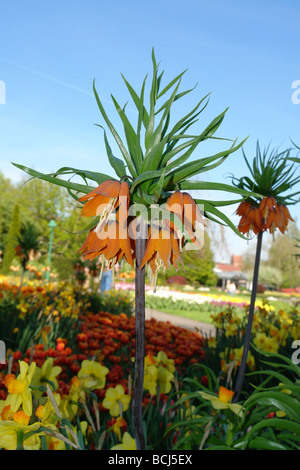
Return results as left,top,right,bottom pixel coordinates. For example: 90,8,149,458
218,386,234,403
80,194,111,217
79,180,120,201
236,201,252,216
183,192,203,227
140,227,159,269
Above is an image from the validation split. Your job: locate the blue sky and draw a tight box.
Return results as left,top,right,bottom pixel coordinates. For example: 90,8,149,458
0,0,300,261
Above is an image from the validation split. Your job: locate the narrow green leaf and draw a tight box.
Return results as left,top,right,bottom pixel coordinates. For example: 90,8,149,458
93,80,137,177
121,73,149,129
11,163,96,195
96,126,126,178
110,95,140,170
51,166,114,185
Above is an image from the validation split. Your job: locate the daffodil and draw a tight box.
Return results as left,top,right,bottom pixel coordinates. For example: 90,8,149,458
59,377,85,422
143,363,158,395
154,351,175,374
253,332,279,353
35,392,61,425
157,367,174,394
199,386,243,416
111,432,136,450
32,357,62,398
109,416,127,441
102,384,131,417
0,418,42,450
5,361,36,417
77,360,109,390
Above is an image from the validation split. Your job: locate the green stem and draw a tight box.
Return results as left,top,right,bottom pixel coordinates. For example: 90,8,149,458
16,430,24,450
132,218,147,450
233,230,263,403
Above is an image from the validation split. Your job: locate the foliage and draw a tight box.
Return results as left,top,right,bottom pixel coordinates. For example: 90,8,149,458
1,204,21,274
267,228,300,288
168,350,300,450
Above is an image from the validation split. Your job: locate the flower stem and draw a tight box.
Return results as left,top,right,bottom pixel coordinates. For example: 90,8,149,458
132,217,147,450
233,230,263,403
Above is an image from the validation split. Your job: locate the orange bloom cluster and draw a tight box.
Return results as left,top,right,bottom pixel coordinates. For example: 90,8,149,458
78,181,204,274
237,197,294,235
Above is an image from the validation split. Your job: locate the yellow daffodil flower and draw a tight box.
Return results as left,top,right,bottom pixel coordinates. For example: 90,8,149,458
32,357,62,398
5,361,36,417
143,364,158,395
78,360,109,390
109,417,127,441
0,418,41,450
157,366,174,394
199,386,243,416
253,332,279,353
35,392,61,424
154,351,175,373
111,432,136,450
102,385,131,417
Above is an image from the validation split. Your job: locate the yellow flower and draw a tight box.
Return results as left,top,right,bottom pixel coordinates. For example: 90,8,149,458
199,386,243,416
111,432,136,450
225,322,239,337
111,417,127,441
233,346,255,371
32,357,62,397
154,351,175,373
5,361,36,416
143,364,158,395
157,367,174,394
0,419,41,450
35,392,61,425
207,337,216,348
78,360,109,390
253,332,279,353
102,385,131,417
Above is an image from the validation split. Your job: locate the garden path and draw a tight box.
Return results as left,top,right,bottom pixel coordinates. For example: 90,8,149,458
145,308,216,338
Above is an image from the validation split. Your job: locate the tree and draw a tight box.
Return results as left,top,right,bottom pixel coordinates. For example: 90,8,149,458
257,265,283,289
15,221,41,290
267,225,300,288
1,204,21,274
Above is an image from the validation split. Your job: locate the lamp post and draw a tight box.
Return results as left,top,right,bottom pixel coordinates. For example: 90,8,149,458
46,219,56,282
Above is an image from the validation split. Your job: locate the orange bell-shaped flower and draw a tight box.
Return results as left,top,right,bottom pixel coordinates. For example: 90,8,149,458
165,190,204,247
140,223,183,275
